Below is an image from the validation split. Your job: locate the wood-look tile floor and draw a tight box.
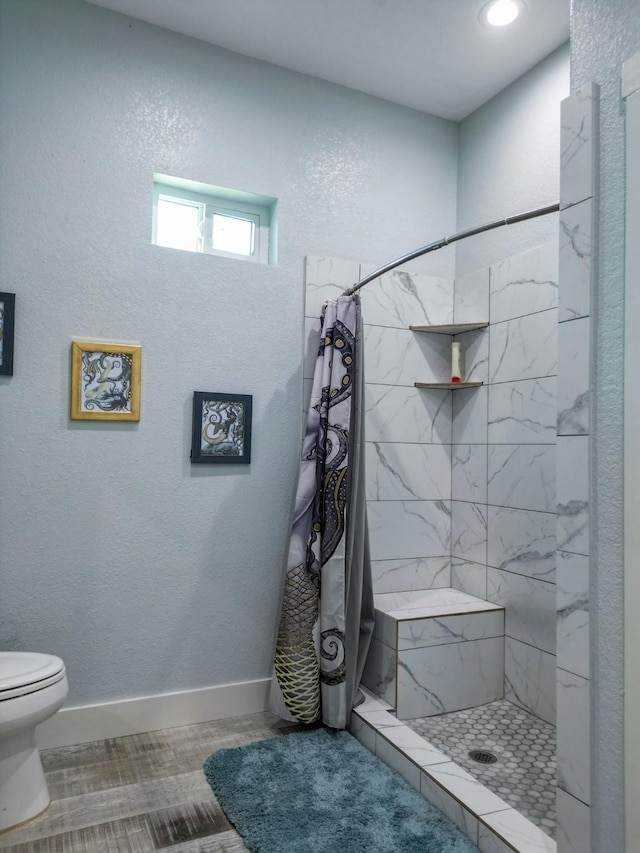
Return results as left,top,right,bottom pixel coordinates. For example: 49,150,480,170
0,712,305,852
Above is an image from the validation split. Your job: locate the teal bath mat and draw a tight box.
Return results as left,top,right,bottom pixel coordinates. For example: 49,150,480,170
203,727,479,852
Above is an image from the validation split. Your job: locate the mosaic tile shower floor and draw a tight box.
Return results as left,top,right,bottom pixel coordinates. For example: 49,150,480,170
404,700,556,838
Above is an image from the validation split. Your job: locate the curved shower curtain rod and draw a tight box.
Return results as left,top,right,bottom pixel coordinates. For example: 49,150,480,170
343,201,560,296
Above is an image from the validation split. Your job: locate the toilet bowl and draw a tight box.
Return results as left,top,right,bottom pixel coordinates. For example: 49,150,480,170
0,652,68,833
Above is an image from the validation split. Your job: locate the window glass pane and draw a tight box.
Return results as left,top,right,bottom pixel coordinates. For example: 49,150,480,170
156,197,201,251
212,213,254,256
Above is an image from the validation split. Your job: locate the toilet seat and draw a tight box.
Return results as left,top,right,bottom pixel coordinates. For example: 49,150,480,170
0,652,66,701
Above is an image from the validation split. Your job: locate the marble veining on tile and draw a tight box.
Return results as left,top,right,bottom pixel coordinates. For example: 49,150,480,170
362,637,397,707
304,255,360,318
452,384,488,445
487,569,556,655
489,310,558,385
489,241,558,325
451,558,488,600
559,199,592,322
488,378,557,445
385,601,503,624
374,587,499,617
560,84,597,209
368,500,451,561
365,441,451,501
374,733,421,791
487,506,556,582
488,445,556,514
556,551,589,680
359,268,454,329
452,444,488,504
557,318,590,436
556,668,590,805
371,556,451,594
372,608,397,648
397,610,504,651
504,638,556,726
365,383,452,444
556,436,589,555
377,723,450,769
355,708,405,729
364,324,449,386
420,770,480,841
452,501,487,564
480,808,556,853
397,637,504,718
420,759,511,817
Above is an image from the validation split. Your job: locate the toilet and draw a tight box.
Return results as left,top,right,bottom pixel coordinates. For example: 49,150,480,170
0,652,68,833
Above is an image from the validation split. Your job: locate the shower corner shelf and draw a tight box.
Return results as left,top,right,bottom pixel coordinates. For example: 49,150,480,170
409,322,489,335
410,322,487,390
415,381,484,389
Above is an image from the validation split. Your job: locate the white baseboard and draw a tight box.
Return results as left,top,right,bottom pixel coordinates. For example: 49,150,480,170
36,677,272,749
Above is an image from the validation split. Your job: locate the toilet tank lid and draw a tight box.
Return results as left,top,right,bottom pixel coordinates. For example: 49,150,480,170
0,652,65,692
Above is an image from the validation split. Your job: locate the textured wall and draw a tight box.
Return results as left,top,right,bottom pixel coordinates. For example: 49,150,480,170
0,0,458,704
571,2,640,849
456,44,569,276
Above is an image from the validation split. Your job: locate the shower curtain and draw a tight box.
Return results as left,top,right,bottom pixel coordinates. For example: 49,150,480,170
270,294,375,730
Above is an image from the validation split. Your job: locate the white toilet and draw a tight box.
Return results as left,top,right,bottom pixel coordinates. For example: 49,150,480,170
0,652,68,832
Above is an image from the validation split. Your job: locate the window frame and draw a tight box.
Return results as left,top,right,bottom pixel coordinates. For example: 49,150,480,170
152,182,271,264
155,193,206,253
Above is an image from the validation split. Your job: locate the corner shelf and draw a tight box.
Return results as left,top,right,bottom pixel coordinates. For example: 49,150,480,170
409,322,489,335
410,322,488,389
415,382,484,389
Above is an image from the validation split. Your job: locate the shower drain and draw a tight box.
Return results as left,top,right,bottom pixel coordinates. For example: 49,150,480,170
469,749,498,764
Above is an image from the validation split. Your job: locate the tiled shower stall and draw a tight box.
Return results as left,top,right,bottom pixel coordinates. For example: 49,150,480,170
304,246,557,844
305,239,559,725
302,85,596,853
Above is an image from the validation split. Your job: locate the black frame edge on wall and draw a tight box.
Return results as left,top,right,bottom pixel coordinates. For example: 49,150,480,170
0,292,16,376
191,391,253,464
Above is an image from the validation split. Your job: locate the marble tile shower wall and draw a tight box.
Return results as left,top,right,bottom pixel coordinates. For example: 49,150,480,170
305,111,597,849
306,253,559,724
452,241,559,728
304,256,455,595
553,83,597,853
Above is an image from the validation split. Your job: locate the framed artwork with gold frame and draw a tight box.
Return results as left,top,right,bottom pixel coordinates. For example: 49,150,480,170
70,341,141,421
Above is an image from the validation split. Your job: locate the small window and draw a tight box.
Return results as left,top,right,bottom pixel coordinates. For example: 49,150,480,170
156,196,203,252
152,175,276,265
212,212,255,256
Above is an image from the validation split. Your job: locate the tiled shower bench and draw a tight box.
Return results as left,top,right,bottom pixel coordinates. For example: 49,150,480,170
362,588,505,719
357,589,554,850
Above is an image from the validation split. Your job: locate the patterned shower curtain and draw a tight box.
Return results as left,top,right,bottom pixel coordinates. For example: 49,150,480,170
270,295,375,730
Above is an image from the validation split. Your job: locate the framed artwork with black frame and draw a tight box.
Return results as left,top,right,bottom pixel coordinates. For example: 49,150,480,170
191,391,252,464
0,292,15,376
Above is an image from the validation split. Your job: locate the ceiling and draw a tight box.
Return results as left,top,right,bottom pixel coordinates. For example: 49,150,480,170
85,0,570,121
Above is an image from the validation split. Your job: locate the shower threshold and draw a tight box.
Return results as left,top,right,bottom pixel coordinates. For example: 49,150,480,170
350,690,556,853
406,701,556,837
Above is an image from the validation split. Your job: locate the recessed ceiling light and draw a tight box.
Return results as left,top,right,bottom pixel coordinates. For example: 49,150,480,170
479,0,525,28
